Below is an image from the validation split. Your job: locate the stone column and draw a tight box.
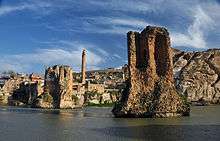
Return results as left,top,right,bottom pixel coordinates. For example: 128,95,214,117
81,49,86,84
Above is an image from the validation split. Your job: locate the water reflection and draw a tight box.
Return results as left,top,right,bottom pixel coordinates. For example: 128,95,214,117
0,106,219,141
93,125,220,141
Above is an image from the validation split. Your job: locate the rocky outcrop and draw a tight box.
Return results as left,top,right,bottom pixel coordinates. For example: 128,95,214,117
0,77,28,105
112,26,189,118
174,49,220,105
18,82,41,105
33,65,83,109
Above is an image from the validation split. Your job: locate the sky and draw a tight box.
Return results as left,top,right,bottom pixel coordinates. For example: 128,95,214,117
0,0,220,74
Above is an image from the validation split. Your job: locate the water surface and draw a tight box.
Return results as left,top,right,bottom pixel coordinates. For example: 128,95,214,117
0,106,219,141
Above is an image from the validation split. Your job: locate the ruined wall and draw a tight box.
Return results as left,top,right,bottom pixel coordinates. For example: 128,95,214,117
114,48,220,105
34,65,82,108
0,77,27,105
22,82,43,104
113,26,189,117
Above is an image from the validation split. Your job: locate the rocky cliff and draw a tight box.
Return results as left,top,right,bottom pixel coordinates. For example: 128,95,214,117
33,65,83,108
173,48,220,105
0,76,28,105
112,26,189,118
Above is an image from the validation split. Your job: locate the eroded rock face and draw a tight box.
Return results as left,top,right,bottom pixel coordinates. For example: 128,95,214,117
33,65,82,108
174,49,220,105
0,77,27,105
112,26,189,117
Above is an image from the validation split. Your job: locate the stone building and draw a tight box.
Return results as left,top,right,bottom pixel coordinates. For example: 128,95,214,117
112,26,189,118
85,81,105,94
29,73,44,84
78,50,115,105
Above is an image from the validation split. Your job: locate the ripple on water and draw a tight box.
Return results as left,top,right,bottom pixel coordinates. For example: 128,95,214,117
0,106,220,141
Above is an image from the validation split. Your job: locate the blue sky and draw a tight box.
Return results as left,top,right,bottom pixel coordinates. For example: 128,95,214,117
0,0,220,73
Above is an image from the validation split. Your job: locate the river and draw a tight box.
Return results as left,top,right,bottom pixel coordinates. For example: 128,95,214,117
0,106,219,141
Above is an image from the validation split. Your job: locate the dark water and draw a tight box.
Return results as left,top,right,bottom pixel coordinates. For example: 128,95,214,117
0,106,220,141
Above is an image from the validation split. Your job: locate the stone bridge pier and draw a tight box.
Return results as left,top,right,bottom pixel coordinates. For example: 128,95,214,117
112,26,190,118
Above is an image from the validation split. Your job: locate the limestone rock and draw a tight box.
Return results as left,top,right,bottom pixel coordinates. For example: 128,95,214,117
33,65,83,109
101,93,112,104
174,49,220,105
0,77,27,105
112,26,190,118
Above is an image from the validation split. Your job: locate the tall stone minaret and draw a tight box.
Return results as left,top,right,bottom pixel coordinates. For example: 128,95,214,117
81,49,86,84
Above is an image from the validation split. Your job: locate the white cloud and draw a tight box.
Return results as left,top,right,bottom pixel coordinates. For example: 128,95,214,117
113,54,122,59
0,0,220,74
82,1,219,49
89,17,152,28
0,5,27,16
89,26,136,35
171,6,215,49
77,16,156,35
0,1,52,16
0,42,104,73
110,18,150,28
203,2,220,23
89,0,154,13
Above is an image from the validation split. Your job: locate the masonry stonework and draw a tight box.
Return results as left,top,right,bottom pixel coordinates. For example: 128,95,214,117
82,49,86,84
112,26,190,117
33,65,82,108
